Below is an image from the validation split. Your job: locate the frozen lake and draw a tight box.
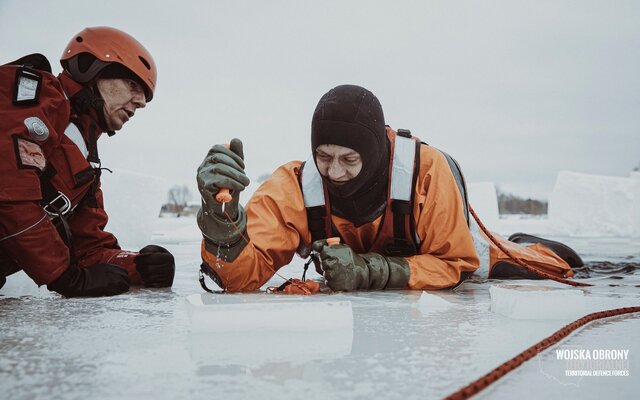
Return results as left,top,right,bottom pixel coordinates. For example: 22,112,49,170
1,217,639,399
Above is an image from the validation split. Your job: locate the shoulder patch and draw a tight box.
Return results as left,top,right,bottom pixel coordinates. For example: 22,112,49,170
24,117,49,141
13,67,42,106
13,135,46,171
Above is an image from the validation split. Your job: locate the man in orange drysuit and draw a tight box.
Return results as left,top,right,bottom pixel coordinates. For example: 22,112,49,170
196,84,582,292
0,27,175,297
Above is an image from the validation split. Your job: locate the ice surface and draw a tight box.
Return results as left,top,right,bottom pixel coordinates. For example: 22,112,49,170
467,182,500,228
101,168,167,250
490,284,640,320
1,218,639,400
479,316,640,400
548,171,635,237
188,329,353,367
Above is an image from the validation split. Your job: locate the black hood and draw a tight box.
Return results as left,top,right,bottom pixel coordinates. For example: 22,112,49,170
311,84,389,225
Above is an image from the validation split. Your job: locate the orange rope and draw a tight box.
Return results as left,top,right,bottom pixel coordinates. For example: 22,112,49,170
469,206,592,287
222,209,314,294
444,306,640,400
223,209,251,246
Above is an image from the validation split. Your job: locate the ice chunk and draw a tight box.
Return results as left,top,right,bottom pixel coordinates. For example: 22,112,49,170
185,293,354,366
416,291,458,314
185,293,353,333
467,182,499,228
548,171,634,237
101,168,167,249
490,284,638,320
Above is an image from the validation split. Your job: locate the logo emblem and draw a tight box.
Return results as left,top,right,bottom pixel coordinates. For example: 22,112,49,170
16,138,46,171
24,117,49,141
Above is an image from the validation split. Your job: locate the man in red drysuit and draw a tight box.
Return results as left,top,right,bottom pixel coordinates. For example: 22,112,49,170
0,27,175,297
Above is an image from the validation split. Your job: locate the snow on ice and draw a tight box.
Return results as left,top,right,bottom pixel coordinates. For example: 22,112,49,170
549,170,639,237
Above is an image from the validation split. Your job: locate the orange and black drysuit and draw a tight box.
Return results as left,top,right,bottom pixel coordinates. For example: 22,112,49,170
201,128,574,292
0,56,141,287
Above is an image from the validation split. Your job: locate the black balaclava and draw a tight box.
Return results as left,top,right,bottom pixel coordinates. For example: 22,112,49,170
311,84,390,226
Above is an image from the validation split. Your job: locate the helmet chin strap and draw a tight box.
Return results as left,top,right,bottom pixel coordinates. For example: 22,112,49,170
91,83,115,137
69,84,112,135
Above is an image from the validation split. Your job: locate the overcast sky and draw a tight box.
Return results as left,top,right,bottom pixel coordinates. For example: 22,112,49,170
1,0,638,199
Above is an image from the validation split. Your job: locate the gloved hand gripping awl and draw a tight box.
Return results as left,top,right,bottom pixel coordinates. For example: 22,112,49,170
215,144,232,213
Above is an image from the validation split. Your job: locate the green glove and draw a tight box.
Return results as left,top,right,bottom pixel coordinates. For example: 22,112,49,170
312,240,410,291
197,138,250,261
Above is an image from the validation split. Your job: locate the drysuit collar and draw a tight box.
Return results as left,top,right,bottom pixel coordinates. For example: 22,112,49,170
58,71,113,136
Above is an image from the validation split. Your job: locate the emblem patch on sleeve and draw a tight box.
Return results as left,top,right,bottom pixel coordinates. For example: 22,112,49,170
24,117,50,141
13,136,46,171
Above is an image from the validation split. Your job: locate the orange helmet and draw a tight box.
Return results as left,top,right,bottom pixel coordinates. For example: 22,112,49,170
60,26,157,101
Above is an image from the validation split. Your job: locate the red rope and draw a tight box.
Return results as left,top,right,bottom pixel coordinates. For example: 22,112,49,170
444,306,640,400
469,206,592,287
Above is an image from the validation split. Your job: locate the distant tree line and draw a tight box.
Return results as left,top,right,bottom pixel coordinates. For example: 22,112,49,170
497,192,548,215
161,180,550,217
163,185,193,217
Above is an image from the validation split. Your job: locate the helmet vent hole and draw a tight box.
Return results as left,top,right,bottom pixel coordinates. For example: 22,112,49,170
139,56,151,70
76,36,83,43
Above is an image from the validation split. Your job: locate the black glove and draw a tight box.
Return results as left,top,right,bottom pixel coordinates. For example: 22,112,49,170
47,263,130,298
134,245,175,288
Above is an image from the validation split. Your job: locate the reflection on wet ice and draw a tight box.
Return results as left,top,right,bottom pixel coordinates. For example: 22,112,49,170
186,293,353,370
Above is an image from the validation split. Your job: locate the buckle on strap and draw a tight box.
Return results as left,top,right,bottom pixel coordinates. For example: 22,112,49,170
43,192,72,217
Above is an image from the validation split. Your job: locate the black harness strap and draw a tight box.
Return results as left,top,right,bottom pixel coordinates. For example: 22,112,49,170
38,166,79,267
409,139,421,242
307,206,328,241
83,120,102,208
386,200,417,256
46,203,78,268
39,165,59,205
